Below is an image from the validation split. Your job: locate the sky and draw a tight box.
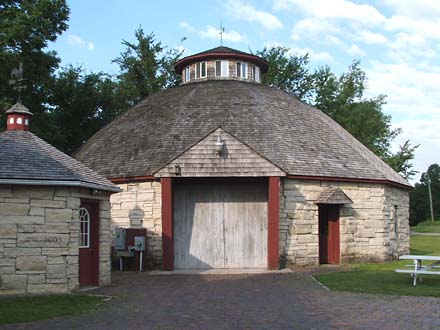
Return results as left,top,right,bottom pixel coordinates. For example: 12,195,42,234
48,0,440,183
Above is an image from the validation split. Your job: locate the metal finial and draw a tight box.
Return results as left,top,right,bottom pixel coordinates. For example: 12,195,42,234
219,22,225,46
9,62,26,102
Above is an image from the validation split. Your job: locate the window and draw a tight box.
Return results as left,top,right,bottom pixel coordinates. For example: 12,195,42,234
25,119,29,126
253,65,260,82
195,62,207,79
185,66,190,82
237,62,248,79
9,117,14,124
394,205,399,240
17,117,22,124
79,207,90,248
221,60,229,77
215,61,221,76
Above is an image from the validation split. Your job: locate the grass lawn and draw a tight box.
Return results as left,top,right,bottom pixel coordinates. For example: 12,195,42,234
411,220,440,233
314,235,440,297
0,294,104,325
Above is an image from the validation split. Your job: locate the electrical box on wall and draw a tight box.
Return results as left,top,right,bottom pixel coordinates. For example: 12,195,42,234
115,227,126,250
134,236,145,251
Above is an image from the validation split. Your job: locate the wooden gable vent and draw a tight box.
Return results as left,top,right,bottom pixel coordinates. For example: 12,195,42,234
316,188,353,205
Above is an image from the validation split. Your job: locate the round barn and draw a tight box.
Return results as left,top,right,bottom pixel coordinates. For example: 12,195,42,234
75,47,411,270
0,102,120,294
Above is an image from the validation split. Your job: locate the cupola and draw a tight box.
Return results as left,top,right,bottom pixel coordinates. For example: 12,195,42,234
174,46,269,84
5,101,33,131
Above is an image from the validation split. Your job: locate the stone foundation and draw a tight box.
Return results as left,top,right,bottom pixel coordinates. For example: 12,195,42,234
0,186,111,294
280,179,410,266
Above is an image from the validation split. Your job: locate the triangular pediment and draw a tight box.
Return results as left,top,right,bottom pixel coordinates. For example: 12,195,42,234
316,188,353,205
154,128,286,178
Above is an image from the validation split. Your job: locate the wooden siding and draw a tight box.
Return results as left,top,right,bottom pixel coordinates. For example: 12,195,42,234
173,181,267,269
155,128,286,178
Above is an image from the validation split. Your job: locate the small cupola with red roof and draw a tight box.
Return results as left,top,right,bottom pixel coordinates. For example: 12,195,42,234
5,101,33,131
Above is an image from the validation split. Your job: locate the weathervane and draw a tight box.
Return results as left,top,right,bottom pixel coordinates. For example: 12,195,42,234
9,62,26,102
219,22,225,46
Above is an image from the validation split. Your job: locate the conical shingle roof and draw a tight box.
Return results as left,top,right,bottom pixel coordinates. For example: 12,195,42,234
74,80,409,188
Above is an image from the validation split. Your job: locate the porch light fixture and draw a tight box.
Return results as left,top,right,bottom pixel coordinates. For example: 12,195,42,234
214,135,224,154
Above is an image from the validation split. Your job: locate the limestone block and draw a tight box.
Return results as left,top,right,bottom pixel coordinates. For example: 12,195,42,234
42,248,69,256
0,187,13,198
35,224,69,234
1,215,44,225
1,274,27,290
0,203,30,215
68,277,79,291
66,197,81,209
46,209,72,222
28,274,46,284
14,187,55,200
18,224,35,233
0,224,17,238
47,264,66,279
30,200,65,208
16,256,47,273
47,256,65,264
27,283,68,293
4,248,41,259
17,233,69,248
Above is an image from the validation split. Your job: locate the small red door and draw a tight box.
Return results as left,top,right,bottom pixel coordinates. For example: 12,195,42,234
78,201,100,286
318,204,340,264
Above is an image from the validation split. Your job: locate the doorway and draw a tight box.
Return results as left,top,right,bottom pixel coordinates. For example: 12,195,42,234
318,204,340,264
78,201,100,286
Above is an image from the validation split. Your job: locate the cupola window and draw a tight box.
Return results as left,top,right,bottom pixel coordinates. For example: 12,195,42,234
9,117,14,124
215,60,229,77
17,117,22,124
185,66,190,82
237,62,248,79
253,65,260,82
196,62,207,79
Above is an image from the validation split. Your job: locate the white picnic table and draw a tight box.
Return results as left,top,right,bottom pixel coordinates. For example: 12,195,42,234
395,255,440,286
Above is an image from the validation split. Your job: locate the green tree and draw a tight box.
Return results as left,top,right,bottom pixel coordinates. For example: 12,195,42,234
113,28,182,106
410,164,440,225
259,46,417,179
49,66,125,154
0,0,70,142
257,46,312,101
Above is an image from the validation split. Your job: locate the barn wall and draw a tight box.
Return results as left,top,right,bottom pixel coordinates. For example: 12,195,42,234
110,181,163,267
280,179,410,266
0,186,111,294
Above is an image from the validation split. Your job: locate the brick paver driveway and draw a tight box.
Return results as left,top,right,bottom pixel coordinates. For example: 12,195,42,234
3,270,440,330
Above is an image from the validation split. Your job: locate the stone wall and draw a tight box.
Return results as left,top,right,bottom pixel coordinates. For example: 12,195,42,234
279,179,410,266
110,181,162,267
0,185,111,294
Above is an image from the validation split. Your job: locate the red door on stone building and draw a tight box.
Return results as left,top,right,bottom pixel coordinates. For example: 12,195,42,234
318,204,340,264
78,201,100,286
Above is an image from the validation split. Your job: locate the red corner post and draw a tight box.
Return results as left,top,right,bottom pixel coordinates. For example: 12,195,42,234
161,178,174,270
268,177,280,270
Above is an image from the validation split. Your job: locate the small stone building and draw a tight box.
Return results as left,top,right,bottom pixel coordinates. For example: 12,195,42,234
0,102,119,294
75,47,411,270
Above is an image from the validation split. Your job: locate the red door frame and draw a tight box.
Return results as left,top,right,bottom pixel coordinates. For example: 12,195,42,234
161,177,281,270
318,204,340,264
79,200,100,286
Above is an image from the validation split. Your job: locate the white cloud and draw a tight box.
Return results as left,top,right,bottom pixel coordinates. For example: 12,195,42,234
365,60,440,179
347,44,365,57
67,34,95,51
226,0,283,30
291,47,334,62
383,0,440,18
357,30,388,45
274,0,385,25
180,22,246,43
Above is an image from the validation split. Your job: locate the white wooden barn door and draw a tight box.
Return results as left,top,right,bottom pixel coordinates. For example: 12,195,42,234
173,181,268,269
